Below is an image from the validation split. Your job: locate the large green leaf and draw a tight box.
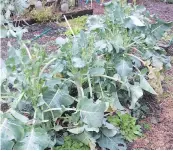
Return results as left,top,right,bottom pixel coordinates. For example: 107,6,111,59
86,15,105,31
152,56,163,69
72,131,96,149
84,125,99,133
72,57,86,68
101,120,119,137
0,118,24,150
97,133,127,150
43,90,74,108
56,37,68,47
111,92,125,111
0,118,24,141
116,60,132,78
77,98,106,128
111,34,124,53
129,85,143,109
42,90,74,120
68,126,85,134
89,67,105,76
140,76,157,95
9,109,29,124
129,16,145,27
95,40,107,51
151,20,173,40
0,139,14,150
13,127,49,150
0,27,8,38
102,127,118,138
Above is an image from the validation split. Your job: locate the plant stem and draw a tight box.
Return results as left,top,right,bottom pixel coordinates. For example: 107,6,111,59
126,37,143,48
126,53,145,65
32,109,37,126
133,65,141,74
39,58,56,79
87,73,93,98
44,101,56,125
99,82,104,98
23,43,32,60
69,96,79,102
63,15,75,36
92,74,124,84
44,108,76,112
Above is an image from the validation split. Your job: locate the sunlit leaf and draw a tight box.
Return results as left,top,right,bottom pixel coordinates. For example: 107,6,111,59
77,98,106,128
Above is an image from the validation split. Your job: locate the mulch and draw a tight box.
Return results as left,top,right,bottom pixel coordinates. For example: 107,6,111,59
129,63,173,150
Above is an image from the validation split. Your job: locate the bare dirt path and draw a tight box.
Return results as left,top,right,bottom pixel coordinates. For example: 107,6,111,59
137,0,173,22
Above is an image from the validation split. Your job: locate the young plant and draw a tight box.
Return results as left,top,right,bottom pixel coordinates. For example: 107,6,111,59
54,136,90,150
59,16,88,36
108,112,142,142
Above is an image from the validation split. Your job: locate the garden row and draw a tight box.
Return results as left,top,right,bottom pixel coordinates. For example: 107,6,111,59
1,0,172,150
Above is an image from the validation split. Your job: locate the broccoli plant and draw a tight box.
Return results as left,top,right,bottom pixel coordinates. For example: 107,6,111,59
1,0,172,150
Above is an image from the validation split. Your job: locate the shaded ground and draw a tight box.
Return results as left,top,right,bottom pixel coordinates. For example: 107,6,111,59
1,23,65,59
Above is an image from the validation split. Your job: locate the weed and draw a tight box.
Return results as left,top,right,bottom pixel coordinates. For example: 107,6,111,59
54,136,89,150
143,123,151,131
108,112,142,142
59,16,88,36
30,7,59,22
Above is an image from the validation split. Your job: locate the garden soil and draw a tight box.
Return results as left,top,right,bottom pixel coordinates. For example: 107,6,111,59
0,2,106,59
129,62,173,149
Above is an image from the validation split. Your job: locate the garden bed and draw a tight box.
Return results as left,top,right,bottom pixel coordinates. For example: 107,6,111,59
60,8,93,20
12,9,93,26
1,0,173,150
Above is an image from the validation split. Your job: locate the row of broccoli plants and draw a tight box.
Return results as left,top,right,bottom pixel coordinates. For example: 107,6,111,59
1,0,172,150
